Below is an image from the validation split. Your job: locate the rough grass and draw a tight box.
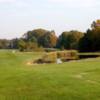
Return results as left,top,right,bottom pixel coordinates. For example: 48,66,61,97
0,50,100,100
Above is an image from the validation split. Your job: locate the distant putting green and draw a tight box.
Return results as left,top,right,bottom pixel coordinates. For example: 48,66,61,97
0,50,100,100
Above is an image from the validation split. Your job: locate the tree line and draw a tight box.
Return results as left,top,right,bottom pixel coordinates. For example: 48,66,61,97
0,20,100,52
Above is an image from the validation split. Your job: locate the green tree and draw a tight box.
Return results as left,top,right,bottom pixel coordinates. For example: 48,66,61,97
79,19,100,52
23,29,48,41
57,30,83,50
22,29,57,48
10,38,19,49
0,39,10,49
39,31,58,48
18,39,26,51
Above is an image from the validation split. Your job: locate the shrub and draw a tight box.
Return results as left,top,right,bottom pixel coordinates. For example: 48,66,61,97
69,50,79,59
34,50,78,64
57,50,78,61
42,52,57,63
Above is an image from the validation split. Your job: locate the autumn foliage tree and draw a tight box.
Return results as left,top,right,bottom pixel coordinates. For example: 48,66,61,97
22,29,58,48
79,20,100,52
0,19,100,52
38,30,58,48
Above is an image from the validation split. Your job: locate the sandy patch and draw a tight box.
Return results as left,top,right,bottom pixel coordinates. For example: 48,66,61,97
73,74,83,79
26,61,33,66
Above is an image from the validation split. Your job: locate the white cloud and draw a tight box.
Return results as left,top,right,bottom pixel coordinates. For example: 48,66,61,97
48,0,100,7
0,0,17,3
0,0,29,7
0,0,16,3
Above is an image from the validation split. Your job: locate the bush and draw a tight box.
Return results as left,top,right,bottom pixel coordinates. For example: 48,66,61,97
42,52,57,63
34,50,78,64
57,50,78,61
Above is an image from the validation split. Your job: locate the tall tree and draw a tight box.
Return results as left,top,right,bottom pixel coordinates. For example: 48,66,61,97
79,19,100,52
57,30,83,50
39,31,58,48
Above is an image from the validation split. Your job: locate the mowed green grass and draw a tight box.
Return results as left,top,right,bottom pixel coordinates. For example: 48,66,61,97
0,50,100,100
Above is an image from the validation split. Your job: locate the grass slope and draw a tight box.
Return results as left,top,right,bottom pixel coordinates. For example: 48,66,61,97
0,50,100,100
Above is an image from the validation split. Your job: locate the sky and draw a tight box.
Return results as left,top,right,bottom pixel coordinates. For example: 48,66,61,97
0,0,100,39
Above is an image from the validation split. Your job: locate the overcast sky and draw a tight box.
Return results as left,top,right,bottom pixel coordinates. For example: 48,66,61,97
0,0,100,39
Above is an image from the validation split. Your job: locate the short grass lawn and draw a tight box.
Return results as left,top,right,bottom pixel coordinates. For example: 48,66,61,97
0,50,100,100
